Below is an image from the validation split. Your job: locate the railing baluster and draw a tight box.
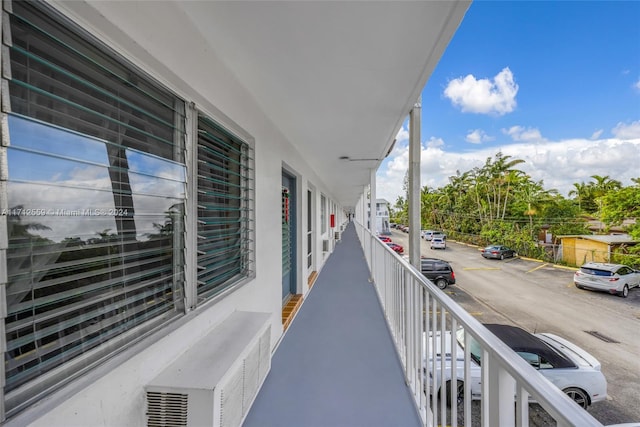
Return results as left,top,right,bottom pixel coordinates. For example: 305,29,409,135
424,291,430,425
450,317,458,427
516,385,529,427
431,299,438,427
463,328,471,425
440,307,446,426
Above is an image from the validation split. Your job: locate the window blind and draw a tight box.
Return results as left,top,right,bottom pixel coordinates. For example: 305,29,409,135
2,1,186,413
196,115,254,299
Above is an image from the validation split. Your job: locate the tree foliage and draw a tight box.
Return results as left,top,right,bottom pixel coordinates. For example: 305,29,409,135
391,152,638,263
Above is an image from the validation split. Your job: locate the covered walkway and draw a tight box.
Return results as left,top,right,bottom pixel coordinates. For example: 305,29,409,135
243,222,421,427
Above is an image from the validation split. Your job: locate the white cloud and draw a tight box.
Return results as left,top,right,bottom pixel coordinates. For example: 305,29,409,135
635,78,640,91
612,120,640,139
376,135,640,204
590,129,603,140
395,125,410,144
502,126,545,142
8,164,185,242
443,67,518,115
465,129,494,144
427,137,445,148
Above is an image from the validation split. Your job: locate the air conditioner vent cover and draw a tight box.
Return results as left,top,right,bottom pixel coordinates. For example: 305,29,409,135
146,391,188,427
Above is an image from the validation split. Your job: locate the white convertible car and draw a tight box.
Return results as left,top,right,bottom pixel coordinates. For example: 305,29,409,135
427,324,607,409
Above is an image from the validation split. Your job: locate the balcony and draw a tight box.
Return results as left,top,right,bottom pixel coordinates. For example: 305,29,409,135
244,222,605,427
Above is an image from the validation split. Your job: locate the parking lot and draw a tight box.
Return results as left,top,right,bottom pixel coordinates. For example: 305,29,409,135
389,229,640,425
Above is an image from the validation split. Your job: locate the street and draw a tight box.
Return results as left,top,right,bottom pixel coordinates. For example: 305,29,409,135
389,229,640,425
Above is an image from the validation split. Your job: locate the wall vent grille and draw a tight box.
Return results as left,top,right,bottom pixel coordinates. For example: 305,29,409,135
146,391,188,427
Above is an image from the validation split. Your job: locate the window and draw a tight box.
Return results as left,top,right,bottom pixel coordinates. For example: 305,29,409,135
434,262,450,272
421,261,434,271
617,267,632,276
518,352,541,369
2,1,186,415
320,194,327,234
518,352,554,369
196,115,254,299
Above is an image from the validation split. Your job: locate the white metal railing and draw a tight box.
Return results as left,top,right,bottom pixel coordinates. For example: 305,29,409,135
354,222,604,427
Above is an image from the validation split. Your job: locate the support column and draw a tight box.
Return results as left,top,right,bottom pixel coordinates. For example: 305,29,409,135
408,96,421,269
369,169,376,235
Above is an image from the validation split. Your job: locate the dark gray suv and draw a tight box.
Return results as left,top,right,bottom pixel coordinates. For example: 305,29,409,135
420,258,456,290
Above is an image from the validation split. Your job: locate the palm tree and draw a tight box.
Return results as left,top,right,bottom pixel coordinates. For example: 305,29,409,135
488,152,525,220
7,205,51,238
517,180,557,231
589,175,622,196
568,182,589,211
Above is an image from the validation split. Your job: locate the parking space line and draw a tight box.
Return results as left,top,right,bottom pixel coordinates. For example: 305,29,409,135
526,263,548,273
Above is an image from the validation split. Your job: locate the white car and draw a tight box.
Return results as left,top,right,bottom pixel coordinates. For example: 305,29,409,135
426,324,607,409
422,230,446,241
574,262,640,298
430,237,446,250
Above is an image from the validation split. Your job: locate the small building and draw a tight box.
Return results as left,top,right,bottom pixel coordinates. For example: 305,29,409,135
375,199,391,235
559,235,638,266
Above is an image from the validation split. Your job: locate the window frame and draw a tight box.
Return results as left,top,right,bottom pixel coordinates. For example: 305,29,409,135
191,111,255,305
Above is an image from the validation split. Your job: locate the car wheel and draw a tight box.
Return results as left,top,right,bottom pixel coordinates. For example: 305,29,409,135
435,278,448,290
442,380,464,407
500,254,505,260
563,387,589,409
620,285,629,298
575,282,583,289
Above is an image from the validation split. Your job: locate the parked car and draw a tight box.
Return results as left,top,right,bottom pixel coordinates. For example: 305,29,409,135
427,324,607,409
574,262,640,298
430,237,446,250
386,242,404,254
377,235,392,243
422,230,446,241
421,229,434,239
420,258,455,289
481,245,516,260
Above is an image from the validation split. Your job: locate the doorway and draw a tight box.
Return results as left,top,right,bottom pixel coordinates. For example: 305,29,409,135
282,172,297,301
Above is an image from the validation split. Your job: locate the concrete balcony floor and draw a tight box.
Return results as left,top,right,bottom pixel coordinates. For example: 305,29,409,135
243,222,421,427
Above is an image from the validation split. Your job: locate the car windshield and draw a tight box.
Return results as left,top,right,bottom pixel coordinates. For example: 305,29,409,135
456,329,481,364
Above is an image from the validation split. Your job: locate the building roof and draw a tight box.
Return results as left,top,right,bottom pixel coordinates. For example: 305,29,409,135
559,234,638,245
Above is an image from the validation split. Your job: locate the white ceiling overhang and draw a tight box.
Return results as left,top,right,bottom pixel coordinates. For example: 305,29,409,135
57,1,470,209
182,1,470,209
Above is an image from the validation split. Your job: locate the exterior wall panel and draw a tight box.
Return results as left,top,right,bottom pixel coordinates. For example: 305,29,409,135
574,239,609,264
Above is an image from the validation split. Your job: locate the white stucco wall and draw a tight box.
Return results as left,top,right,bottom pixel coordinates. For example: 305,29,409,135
7,2,343,426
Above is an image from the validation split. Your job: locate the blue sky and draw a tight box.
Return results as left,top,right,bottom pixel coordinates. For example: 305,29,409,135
377,0,640,204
